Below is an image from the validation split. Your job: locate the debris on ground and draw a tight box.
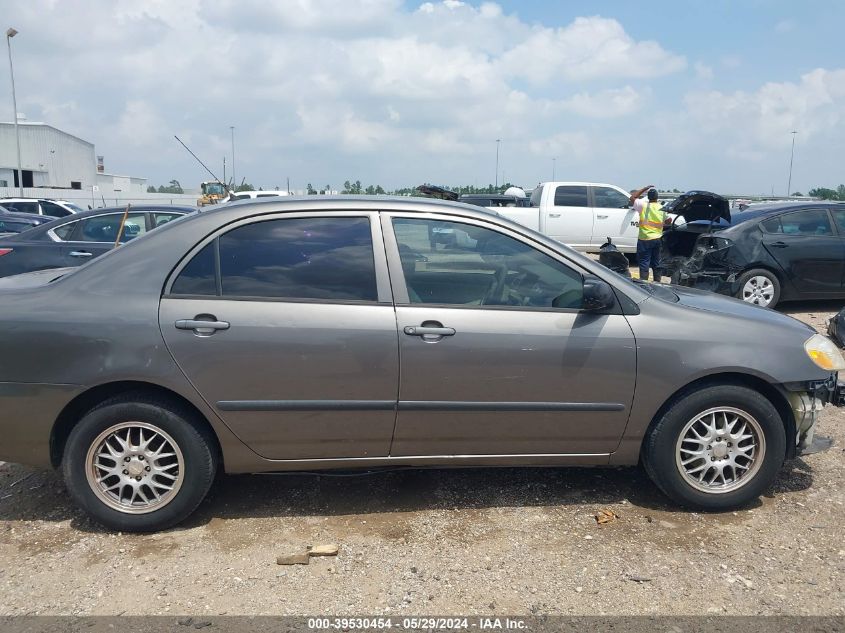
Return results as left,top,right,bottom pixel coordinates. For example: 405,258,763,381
308,543,340,557
276,552,311,566
595,509,619,525
627,575,653,583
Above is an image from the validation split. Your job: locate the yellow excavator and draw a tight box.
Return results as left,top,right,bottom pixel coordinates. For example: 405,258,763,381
197,181,228,207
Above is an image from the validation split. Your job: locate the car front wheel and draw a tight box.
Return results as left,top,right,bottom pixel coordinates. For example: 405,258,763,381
643,384,786,510
62,395,217,532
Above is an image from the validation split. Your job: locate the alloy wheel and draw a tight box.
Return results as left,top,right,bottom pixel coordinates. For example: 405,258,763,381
85,421,185,514
675,407,765,494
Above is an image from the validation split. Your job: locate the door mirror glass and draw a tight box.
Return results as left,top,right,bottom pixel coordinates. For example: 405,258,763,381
580,275,616,312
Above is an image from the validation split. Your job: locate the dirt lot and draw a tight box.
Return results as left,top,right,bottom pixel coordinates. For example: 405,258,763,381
1,300,844,617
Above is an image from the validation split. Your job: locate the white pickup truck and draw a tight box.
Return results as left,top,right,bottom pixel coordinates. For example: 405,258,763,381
497,182,640,253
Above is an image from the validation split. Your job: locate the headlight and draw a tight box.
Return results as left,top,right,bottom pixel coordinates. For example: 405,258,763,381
804,334,845,371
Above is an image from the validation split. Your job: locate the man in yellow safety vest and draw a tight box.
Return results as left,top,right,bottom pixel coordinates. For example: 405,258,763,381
629,185,668,281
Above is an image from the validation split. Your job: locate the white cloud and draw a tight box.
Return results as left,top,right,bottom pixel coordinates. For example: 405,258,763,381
561,87,644,118
684,68,845,151
499,16,686,83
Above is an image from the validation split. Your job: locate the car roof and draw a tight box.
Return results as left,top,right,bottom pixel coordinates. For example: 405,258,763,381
730,201,845,224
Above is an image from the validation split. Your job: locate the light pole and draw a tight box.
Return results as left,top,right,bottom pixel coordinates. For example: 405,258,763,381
495,139,501,189
6,27,23,196
786,130,797,197
230,125,236,189
552,157,556,181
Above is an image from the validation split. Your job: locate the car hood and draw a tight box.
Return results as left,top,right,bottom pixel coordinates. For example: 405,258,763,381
664,191,731,224
0,267,74,290
666,283,814,333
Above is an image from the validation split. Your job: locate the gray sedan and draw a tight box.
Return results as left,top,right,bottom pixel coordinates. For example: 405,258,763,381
0,196,841,532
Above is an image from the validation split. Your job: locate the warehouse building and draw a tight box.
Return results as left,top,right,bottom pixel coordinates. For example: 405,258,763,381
0,120,148,195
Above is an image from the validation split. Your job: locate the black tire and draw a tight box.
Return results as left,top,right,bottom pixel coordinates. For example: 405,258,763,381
735,268,781,309
642,384,786,510
62,394,217,532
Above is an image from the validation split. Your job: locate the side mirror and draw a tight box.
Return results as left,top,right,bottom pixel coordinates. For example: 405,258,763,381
582,275,617,312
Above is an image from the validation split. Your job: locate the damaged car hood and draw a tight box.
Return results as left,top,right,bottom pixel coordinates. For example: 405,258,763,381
664,191,731,224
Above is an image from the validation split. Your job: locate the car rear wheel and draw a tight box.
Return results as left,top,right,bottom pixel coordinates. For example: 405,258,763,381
62,395,216,532
737,268,781,308
643,384,786,510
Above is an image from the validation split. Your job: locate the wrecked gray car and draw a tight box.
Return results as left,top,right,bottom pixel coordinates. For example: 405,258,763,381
663,195,845,309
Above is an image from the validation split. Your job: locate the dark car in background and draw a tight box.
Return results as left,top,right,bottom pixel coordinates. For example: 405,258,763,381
0,205,194,278
665,198,845,308
0,197,84,217
0,205,51,235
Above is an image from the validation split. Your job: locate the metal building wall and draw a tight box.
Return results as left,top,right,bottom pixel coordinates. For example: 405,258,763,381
0,123,96,189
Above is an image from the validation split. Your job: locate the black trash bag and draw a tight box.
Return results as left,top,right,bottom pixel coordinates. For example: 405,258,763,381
598,237,631,278
827,307,845,348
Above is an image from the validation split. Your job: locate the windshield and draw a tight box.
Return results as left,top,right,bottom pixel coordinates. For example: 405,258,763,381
205,183,225,195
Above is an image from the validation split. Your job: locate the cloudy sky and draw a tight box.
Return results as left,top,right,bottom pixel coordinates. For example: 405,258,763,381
3,0,844,194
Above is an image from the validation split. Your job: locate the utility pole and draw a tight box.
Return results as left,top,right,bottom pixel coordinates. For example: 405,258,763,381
223,156,226,186
6,27,23,196
787,130,797,197
495,139,501,189
552,157,556,181
230,126,236,191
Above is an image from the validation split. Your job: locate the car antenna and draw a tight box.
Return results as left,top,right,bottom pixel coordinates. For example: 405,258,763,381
173,135,233,197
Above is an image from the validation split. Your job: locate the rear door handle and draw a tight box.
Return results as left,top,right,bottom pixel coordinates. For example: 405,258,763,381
549,213,561,218
175,319,230,331
770,241,789,248
596,214,609,219
69,250,93,258
404,326,456,337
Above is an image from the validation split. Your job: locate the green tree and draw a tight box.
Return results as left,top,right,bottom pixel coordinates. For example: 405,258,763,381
146,185,156,193
168,179,183,194
375,185,386,195
838,184,845,200
792,191,803,197
809,187,839,200
234,182,255,192
307,183,317,195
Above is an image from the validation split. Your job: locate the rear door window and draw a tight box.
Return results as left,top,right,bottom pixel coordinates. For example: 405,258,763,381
553,186,589,208
5,201,39,214
217,216,377,301
40,201,73,217
52,221,78,241
152,212,183,228
830,209,845,234
777,209,833,236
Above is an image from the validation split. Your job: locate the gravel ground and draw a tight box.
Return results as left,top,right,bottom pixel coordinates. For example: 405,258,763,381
1,300,844,617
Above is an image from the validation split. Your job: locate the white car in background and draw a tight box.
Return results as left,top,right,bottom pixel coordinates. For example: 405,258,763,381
227,190,290,202
498,182,639,253
0,198,84,218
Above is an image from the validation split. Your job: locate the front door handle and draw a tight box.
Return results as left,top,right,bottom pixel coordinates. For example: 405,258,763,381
69,250,93,258
549,213,561,218
597,214,609,219
175,318,230,334
769,241,789,248
404,325,456,337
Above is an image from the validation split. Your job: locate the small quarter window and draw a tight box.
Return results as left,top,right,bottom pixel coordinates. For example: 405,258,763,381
172,242,217,296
